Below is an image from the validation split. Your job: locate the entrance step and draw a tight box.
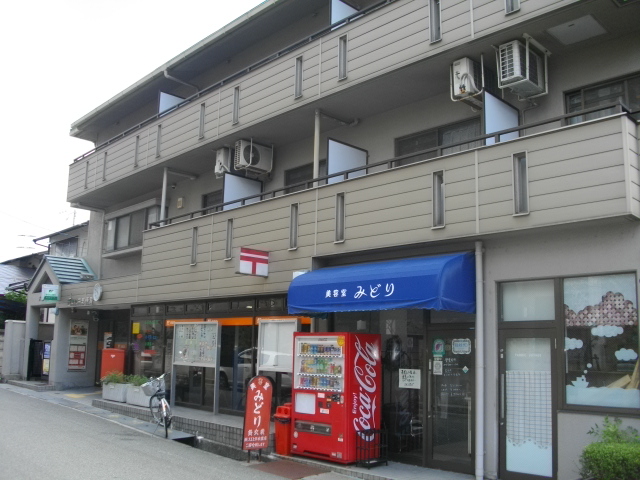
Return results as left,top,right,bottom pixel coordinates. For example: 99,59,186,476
7,380,56,392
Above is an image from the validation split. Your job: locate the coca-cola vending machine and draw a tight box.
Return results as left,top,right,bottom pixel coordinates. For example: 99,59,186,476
291,332,381,464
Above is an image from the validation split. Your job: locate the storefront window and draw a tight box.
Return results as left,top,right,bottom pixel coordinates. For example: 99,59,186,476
132,319,164,378
564,273,639,409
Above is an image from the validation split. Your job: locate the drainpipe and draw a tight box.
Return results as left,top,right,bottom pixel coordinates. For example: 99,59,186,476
313,109,321,182
475,240,485,480
161,167,168,226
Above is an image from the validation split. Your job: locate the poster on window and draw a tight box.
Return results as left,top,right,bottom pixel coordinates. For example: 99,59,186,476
68,320,88,371
173,322,220,368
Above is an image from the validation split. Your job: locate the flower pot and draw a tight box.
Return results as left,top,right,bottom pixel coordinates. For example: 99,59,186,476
126,384,152,407
102,383,131,402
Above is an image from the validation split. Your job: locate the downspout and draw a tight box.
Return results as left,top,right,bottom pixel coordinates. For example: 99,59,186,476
475,240,485,480
161,167,168,226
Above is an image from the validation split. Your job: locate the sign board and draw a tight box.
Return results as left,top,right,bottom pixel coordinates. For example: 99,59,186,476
68,320,88,371
238,248,269,277
242,376,273,451
173,322,220,368
41,284,59,302
399,368,421,389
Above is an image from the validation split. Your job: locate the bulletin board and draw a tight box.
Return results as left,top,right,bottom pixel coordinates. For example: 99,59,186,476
172,321,220,368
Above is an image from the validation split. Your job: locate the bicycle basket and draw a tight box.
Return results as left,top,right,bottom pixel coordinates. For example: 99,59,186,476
141,379,158,396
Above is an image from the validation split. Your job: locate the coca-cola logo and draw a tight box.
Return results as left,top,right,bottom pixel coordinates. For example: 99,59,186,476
352,337,379,442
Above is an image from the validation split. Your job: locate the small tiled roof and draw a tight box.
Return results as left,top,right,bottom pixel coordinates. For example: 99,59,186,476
45,256,96,284
0,265,35,294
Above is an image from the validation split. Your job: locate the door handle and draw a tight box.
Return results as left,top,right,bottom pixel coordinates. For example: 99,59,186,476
467,396,472,455
500,373,505,420
427,360,432,416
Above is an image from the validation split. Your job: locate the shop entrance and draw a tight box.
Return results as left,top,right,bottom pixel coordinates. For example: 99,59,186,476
426,327,475,474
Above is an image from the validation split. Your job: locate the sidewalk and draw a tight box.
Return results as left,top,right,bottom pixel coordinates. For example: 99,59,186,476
1,381,475,480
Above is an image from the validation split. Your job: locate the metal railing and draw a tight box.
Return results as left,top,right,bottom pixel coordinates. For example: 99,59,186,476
147,103,636,229
72,0,398,164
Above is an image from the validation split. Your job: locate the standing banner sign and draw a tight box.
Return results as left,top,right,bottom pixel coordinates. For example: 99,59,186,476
242,376,273,451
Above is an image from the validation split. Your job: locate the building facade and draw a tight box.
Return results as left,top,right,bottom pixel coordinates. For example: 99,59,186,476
23,1,640,479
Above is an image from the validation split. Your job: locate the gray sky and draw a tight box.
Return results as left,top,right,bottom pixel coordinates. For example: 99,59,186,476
0,0,264,262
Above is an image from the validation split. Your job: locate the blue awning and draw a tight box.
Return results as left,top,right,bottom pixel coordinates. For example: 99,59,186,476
288,253,475,314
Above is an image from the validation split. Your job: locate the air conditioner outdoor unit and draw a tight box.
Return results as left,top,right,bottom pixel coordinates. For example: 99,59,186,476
451,57,484,108
234,139,273,174
498,39,546,98
214,147,231,178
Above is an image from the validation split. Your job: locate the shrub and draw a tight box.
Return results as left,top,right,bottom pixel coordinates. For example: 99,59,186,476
126,374,149,386
100,371,126,385
580,417,640,480
580,442,640,480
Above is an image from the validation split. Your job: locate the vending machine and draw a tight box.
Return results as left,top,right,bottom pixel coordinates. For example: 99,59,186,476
291,332,382,464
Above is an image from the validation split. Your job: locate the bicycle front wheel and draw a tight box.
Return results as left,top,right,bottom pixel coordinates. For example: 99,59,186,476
149,395,163,425
161,398,172,438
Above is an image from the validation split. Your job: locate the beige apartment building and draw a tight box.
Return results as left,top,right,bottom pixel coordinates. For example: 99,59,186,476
20,0,640,479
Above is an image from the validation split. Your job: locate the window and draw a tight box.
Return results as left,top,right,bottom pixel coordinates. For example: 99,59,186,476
156,125,162,158
501,279,555,322
289,203,299,250
395,118,481,166
51,237,78,257
284,161,327,193
190,227,198,265
134,135,140,168
294,56,304,98
564,273,639,409
233,86,240,125
513,152,529,215
335,192,345,242
338,35,348,80
430,0,441,43
225,219,233,259
202,190,223,214
566,73,640,124
432,171,445,228
105,206,160,252
199,103,206,139
505,0,520,14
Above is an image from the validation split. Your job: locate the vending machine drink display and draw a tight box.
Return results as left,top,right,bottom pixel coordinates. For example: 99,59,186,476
291,332,381,464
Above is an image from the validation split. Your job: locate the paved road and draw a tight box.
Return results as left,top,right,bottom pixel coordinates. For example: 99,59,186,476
0,387,285,480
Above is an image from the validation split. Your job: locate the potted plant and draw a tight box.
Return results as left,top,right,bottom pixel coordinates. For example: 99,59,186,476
125,374,152,407
101,371,130,402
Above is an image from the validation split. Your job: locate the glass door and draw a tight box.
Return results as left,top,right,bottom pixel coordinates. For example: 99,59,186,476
499,330,556,480
426,329,475,474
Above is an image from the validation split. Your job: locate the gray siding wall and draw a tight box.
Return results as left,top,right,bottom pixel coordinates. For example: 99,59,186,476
68,0,582,202
65,115,638,306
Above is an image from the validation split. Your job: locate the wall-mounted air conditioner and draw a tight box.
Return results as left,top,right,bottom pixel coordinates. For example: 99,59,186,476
215,147,231,178
497,35,549,98
234,139,273,174
451,57,484,108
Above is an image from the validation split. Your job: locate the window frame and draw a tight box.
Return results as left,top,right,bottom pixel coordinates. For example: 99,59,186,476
429,0,442,43
512,151,529,215
432,170,445,229
338,35,348,80
105,205,160,253
565,72,640,123
498,274,640,415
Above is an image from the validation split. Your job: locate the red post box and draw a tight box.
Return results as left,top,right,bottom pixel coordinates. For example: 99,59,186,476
101,348,125,378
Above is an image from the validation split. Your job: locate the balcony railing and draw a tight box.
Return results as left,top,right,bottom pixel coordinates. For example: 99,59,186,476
150,103,637,228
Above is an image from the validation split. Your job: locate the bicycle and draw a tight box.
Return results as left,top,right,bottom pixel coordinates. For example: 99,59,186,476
142,373,172,438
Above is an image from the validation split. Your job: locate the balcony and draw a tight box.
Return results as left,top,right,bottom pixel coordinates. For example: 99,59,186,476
61,112,640,306
66,0,606,209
